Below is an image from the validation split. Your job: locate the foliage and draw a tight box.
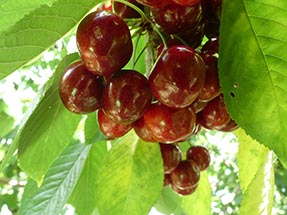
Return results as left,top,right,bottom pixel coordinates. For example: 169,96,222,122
0,0,287,214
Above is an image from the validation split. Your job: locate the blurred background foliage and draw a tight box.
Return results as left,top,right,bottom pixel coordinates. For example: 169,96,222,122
0,32,287,215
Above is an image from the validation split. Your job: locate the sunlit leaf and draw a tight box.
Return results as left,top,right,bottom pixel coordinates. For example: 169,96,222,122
0,0,58,32
219,0,287,167
17,53,81,183
0,0,102,80
237,129,274,215
181,171,211,215
95,131,164,215
19,142,91,215
69,140,108,215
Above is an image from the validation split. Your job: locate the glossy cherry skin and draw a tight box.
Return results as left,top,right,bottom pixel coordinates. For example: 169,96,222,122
186,145,210,171
164,174,172,187
136,0,172,8
171,182,197,195
176,20,205,49
170,160,200,190
202,36,219,53
76,10,132,80
197,51,221,102
219,119,239,132
112,0,144,19
191,98,208,113
149,46,206,108
151,2,203,34
143,103,197,143
197,94,231,130
102,70,152,124
172,0,200,6
59,61,105,114
159,143,182,174
133,116,156,142
98,109,132,139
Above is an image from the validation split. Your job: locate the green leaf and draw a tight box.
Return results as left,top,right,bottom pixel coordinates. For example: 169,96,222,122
237,129,274,215
17,53,81,183
69,140,108,215
219,0,287,167
0,0,102,80
84,112,106,144
154,187,183,215
19,142,91,215
0,0,58,32
0,53,79,173
95,131,164,215
181,171,211,215
0,111,14,138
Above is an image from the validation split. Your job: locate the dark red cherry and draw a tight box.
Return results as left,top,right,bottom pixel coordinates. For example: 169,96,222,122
133,116,156,142
149,45,206,108
76,10,132,80
159,143,182,174
202,0,222,38
197,94,231,130
151,2,203,34
201,36,219,53
155,37,183,59
112,0,144,19
191,98,208,113
170,160,200,190
172,0,201,6
164,174,172,187
171,183,197,195
136,0,172,8
59,61,104,114
219,119,239,132
144,103,196,143
102,70,152,124
176,20,205,49
98,109,132,139
197,51,221,102
186,145,210,171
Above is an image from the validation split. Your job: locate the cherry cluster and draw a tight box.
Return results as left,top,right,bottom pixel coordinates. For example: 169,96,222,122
59,0,238,196
160,143,210,195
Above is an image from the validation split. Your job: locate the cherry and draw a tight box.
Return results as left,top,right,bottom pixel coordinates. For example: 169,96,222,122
171,183,197,195
135,0,172,8
150,2,203,34
170,160,200,190
76,10,133,80
164,174,171,187
102,70,152,124
202,0,222,38
197,94,231,130
219,119,239,132
98,109,132,139
59,61,105,114
201,36,219,53
172,0,201,6
197,51,221,102
159,143,182,174
133,116,156,142
186,145,210,171
143,103,197,143
149,45,206,108
191,98,208,113
176,20,205,48
112,0,144,19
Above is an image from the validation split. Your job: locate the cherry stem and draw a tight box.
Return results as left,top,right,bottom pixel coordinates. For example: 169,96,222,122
151,24,168,49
